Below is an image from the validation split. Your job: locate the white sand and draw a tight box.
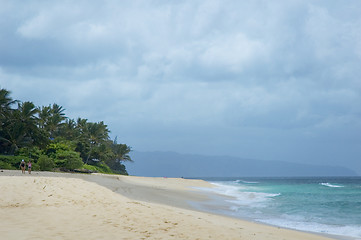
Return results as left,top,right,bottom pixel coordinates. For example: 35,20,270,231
0,170,334,240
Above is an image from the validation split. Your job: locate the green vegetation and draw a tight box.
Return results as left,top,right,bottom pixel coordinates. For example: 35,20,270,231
37,155,55,171
0,87,131,174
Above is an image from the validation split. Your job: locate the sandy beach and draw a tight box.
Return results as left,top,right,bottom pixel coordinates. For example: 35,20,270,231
0,170,334,240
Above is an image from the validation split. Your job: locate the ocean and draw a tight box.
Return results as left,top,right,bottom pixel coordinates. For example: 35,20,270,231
192,177,361,239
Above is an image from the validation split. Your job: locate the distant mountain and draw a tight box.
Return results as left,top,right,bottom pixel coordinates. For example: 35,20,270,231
125,151,358,177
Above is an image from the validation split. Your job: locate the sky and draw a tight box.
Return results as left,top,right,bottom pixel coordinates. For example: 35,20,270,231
1,0,360,174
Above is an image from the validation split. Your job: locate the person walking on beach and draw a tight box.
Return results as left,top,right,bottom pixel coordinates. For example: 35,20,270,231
20,159,26,174
27,160,32,174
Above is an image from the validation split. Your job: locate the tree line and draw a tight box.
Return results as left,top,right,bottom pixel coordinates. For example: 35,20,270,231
0,87,131,174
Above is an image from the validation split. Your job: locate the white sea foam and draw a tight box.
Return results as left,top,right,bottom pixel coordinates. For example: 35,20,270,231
234,179,259,184
208,182,280,209
320,182,344,188
259,217,361,238
226,192,281,209
196,178,361,240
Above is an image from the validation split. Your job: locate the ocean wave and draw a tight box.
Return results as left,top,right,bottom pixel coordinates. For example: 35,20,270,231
226,192,281,208
320,183,344,188
259,217,361,238
234,179,259,184
208,182,280,208
202,178,361,239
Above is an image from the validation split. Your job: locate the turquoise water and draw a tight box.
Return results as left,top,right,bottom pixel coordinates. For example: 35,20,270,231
197,177,361,239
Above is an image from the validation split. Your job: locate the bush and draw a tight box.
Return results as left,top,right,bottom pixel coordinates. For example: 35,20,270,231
82,164,98,172
94,162,113,173
55,150,83,170
30,162,40,171
46,141,76,159
38,155,55,171
17,146,42,161
83,163,113,174
0,161,16,170
0,155,29,169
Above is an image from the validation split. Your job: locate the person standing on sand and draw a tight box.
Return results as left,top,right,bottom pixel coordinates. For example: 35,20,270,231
27,160,32,174
20,159,26,174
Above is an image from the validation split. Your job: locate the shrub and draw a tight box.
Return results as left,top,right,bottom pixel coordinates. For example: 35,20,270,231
82,164,98,172
38,155,55,171
17,146,42,161
55,150,83,170
83,163,113,174
0,161,15,170
0,155,28,169
46,141,76,159
94,162,113,173
30,162,40,171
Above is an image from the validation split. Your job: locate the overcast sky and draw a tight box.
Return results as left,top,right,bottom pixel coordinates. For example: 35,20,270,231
1,0,360,174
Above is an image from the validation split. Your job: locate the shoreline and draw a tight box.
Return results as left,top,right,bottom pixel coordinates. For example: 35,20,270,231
1,170,336,240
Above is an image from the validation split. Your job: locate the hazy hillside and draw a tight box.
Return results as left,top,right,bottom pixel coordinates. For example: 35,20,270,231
125,151,358,177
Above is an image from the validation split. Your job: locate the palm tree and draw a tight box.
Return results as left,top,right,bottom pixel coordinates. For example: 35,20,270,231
73,119,111,164
103,138,131,174
0,118,29,154
17,101,39,128
38,104,67,139
87,121,110,144
111,137,132,162
0,88,17,117
76,118,88,136
0,88,16,153
0,88,17,134
84,121,110,164
59,119,77,140
38,105,51,129
0,101,39,154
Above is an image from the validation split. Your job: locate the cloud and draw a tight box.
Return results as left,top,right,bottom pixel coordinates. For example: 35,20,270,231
1,0,361,173
197,33,268,75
